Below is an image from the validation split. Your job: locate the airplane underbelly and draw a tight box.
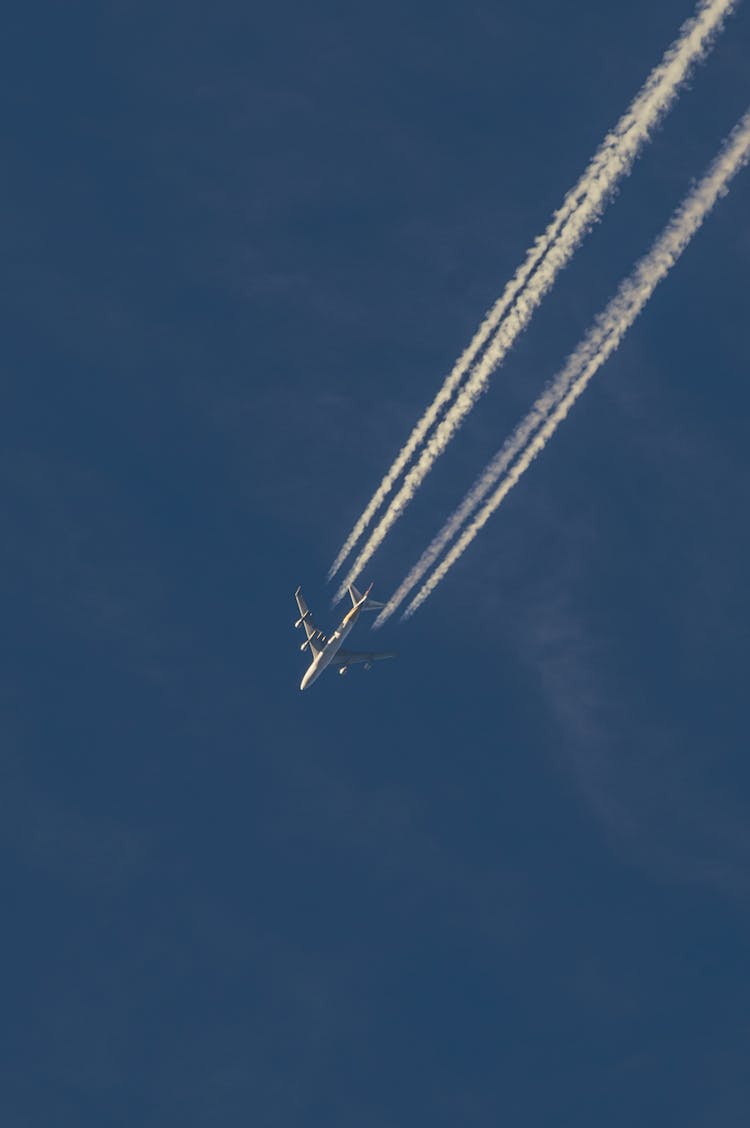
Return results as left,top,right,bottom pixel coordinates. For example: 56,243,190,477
338,622,355,645
325,625,352,661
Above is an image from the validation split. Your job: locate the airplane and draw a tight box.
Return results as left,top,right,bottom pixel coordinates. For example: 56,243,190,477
295,583,397,691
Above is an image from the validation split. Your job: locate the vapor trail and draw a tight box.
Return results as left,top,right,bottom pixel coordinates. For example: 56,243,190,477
331,0,738,599
391,108,750,622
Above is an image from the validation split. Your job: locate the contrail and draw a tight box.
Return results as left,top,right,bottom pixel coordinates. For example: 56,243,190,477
390,107,750,622
331,0,738,599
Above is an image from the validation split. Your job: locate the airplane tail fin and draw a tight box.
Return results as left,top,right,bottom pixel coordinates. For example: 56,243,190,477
348,583,385,612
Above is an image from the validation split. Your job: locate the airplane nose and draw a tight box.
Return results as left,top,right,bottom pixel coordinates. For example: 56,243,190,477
300,660,318,691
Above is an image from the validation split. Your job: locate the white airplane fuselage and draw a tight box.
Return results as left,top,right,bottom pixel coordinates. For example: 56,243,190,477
300,602,363,691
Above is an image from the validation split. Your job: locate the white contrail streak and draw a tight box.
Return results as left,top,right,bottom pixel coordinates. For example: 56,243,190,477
330,0,738,599
390,107,750,622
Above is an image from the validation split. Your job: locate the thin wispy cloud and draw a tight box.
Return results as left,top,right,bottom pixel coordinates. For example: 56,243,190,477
331,0,739,598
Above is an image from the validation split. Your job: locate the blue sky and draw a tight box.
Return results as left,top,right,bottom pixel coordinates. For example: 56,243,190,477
3,1,750,1124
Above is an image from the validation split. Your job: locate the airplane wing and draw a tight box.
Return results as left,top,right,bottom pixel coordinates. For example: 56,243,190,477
336,649,397,669
294,587,326,656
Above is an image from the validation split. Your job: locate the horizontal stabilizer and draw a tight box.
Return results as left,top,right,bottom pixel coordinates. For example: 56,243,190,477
348,582,385,611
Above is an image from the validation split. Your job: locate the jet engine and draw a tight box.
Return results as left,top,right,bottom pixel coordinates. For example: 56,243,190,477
363,662,372,671
338,666,348,676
